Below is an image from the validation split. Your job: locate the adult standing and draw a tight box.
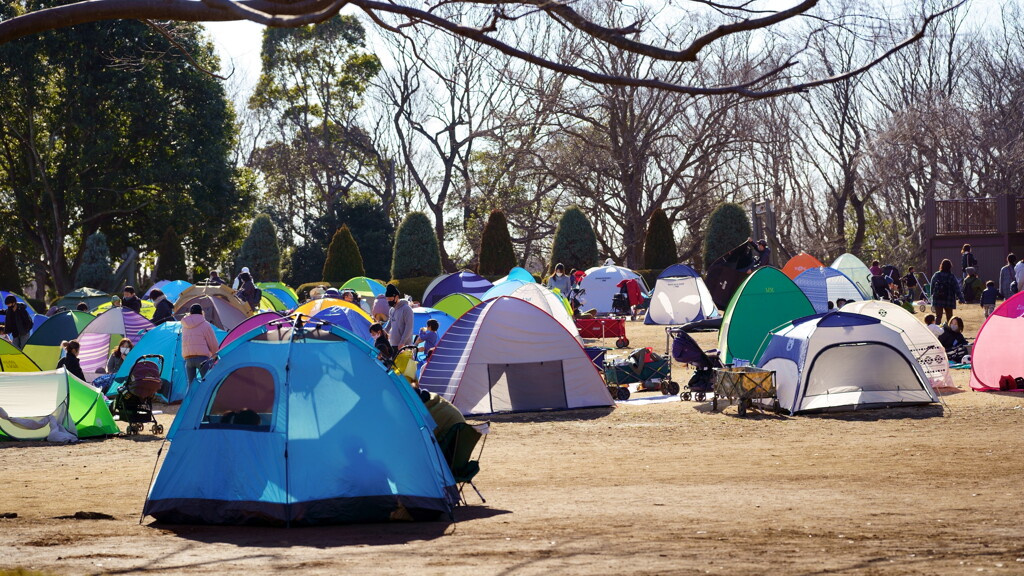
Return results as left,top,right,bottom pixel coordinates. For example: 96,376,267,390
3,295,32,349
999,254,1018,299
546,263,571,295
385,284,413,348
929,259,964,326
150,289,175,325
232,266,253,290
960,244,978,281
181,304,219,386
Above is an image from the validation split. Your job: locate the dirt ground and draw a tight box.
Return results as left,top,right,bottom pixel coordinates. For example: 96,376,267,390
2,304,1023,575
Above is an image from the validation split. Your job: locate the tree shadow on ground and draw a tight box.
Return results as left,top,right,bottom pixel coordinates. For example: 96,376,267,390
150,506,511,549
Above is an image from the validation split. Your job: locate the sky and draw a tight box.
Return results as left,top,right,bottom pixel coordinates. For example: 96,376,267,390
204,0,1000,99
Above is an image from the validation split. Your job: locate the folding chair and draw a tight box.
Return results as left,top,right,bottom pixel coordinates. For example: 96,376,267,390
440,421,489,505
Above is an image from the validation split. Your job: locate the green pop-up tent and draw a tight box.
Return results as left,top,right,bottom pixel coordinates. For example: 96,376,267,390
0,369,119,440
718,267,816,365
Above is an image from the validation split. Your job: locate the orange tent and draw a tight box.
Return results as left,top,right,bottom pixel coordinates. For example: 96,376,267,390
782,252,825,279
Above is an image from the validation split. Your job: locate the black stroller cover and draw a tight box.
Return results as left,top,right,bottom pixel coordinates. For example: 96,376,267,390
705,242,754,310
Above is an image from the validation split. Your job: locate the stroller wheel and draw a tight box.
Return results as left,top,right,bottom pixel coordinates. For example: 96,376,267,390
695,392,706,402
152,423,165,435
682,391,692,402
616,386,631,401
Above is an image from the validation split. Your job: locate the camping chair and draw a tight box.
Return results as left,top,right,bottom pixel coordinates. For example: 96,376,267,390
439,421,489,505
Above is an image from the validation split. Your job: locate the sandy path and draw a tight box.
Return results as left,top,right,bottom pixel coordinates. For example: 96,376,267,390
2,305,1022,575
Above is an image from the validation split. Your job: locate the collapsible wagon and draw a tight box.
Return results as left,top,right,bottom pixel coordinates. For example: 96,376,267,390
575,317,629,348
603,347,671,400
712,366,778,416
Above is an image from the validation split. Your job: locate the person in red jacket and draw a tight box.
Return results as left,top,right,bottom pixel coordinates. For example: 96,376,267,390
181,304,219,386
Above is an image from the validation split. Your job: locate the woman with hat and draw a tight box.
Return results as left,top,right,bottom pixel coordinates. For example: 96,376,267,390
181,304,219,385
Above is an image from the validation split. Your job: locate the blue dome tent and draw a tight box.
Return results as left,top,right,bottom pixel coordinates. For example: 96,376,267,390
144,317,455,525
110,321,227,403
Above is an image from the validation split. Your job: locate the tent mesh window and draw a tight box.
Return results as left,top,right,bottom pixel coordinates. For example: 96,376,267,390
805,343,922,396
201,366,275,429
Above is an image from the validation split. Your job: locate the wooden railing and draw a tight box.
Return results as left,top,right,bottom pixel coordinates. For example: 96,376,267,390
934,198,999,235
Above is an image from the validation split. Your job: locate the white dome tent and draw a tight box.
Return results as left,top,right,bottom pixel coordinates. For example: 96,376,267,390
756,311,938,414
644,264,720,325
579,264,647,315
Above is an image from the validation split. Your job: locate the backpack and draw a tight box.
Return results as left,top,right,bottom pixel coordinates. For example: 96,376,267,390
999,375,1017,391
931,275,951,301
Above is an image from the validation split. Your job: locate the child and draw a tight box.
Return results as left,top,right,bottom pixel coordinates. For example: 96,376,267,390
980,280,999,317
961,268,982,303
369,323,396,365
56,340,86,381
923,314,944,337
415,319,440,358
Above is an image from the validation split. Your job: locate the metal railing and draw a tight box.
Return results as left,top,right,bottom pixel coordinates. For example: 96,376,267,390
934,198,999,235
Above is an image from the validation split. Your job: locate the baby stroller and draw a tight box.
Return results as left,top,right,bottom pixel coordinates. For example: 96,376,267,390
668,328,723,402
111,354,165,435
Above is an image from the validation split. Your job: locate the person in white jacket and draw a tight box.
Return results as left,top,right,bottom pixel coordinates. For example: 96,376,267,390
232,266,254,290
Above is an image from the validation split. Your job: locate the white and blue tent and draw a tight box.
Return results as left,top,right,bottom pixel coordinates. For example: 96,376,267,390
110,321,227,403
755,311,938,415
644,264,720,325
419,296,612,416
144,318,455,526
793,266,866,313
480,279,531,300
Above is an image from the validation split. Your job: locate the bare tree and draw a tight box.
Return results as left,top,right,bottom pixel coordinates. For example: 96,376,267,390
0,0,965,97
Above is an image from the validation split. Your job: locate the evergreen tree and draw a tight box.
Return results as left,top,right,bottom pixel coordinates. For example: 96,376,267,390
642,208,677,270
549,206,599,273
0,242,20,291
235,214,281,281
75,231,113,289
322,225,365,283
477,210,517,275
279,195,393,284
0,245,21,293
154,227,187,281
391,212,442,279
702,202,751,270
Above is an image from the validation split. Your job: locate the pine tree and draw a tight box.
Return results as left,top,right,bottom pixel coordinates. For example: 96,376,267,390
0,245,21,293
235,214,281,281
477,210,517,275
75,231,113,289
391,212,442,279
154,227,188,281
549,206,599,273
322,225,365,283
702,202,751,270
642,208,677,270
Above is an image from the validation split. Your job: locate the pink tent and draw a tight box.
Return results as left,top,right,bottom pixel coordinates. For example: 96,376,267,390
970,291,1024,392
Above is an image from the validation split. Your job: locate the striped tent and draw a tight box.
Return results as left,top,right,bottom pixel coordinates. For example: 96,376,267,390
77,308,153,382
24,311,95,371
